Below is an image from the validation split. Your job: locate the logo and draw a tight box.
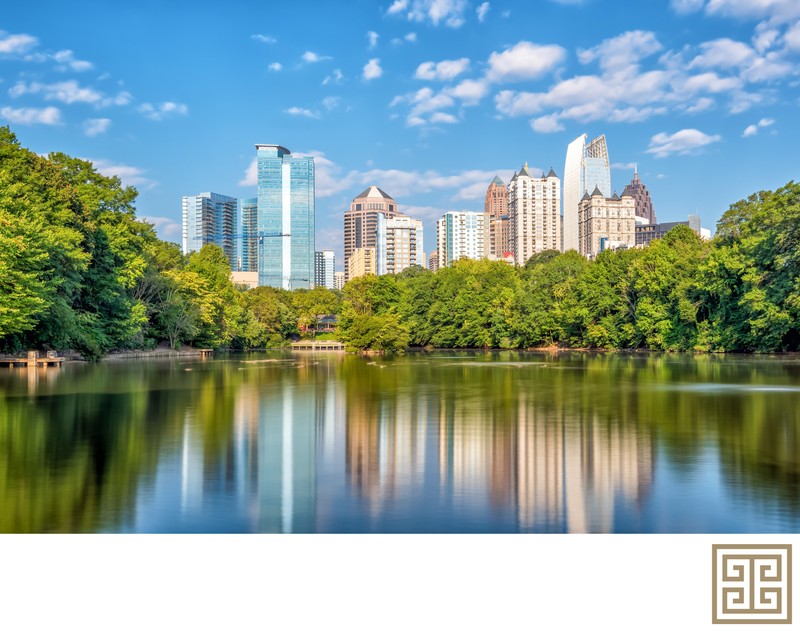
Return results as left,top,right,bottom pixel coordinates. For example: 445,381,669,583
713,545,792,624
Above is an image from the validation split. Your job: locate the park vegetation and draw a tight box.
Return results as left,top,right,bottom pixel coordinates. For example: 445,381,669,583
1,126,799,357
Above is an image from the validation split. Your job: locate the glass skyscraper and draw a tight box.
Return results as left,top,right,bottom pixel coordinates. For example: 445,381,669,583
256,145,315,289
563,134,611,253
239,197,258,273
181,191,238,269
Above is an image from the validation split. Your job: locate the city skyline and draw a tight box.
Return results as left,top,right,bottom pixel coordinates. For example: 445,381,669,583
2,1,799,268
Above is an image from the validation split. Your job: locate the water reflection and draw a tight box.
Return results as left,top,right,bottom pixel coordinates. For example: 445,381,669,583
0,352,798,533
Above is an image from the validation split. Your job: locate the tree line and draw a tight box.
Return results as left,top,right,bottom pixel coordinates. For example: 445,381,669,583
1,126,798,356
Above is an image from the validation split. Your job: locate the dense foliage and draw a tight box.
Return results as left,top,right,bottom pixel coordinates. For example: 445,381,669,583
1,127,798,355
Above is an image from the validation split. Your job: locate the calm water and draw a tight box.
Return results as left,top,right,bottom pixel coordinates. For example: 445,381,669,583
1,351,799,533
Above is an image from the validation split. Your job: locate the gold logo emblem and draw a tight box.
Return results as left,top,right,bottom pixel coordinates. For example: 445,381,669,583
713,545,792,624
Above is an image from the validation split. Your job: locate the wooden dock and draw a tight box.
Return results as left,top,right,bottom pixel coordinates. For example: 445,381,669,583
291,341,345,352
0,351,64,368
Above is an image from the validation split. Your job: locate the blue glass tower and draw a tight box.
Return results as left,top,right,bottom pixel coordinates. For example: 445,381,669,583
239,197,258,272
256,145,315,289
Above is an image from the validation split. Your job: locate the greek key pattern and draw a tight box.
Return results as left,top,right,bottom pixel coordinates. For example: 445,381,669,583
713,545,792,624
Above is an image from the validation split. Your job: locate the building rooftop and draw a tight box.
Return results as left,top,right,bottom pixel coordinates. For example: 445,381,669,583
591,185,603,197
255,144,291,154
547,168,558,178
621,186,633,197
355,185,394,200
491,175,504,186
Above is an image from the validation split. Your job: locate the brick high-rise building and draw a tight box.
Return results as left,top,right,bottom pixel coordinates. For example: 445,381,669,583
484,176,509,257
628,168,656,224
344,186,399,281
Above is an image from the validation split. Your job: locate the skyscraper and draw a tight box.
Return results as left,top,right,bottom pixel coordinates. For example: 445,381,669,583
315,249,335,289
344,186,399,281
239,197,258,273
628,168,656,224
181,191,238,269
436,211,488,269
377,214,425,275
484,176,509,257
256,144,315,289
508,164,561,265
563,134,611,252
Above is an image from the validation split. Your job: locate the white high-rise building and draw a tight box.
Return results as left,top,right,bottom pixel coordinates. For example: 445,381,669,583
508,164,561,266
563,134,611,253
182,192,238,269
436,211,488,269
314,249,335,289
376,214,425,275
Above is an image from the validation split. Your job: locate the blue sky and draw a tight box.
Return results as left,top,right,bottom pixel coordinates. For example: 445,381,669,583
2,0,799,268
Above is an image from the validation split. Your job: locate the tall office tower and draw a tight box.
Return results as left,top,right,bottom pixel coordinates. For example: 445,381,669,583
578,186,635,259
628,167,656,224
344,186,400,281
182,192,238,268
563,134,611,252
256,144,315,289
240,197,258,273
315,249,335,289
436,211,488,269
376,214,425,275
507,164,561,266
484,176,509,257
333,271,345,290
428,250,439,273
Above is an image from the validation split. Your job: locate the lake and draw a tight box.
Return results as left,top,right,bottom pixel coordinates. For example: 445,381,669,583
1,351,798,533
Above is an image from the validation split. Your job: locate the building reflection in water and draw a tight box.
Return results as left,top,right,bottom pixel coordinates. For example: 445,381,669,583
175,361,653,533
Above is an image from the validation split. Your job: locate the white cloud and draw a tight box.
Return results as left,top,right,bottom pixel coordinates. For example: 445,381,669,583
91,159,156,189
367,31,379,49
742,124,759,137
143,216,182,241
415,58,470,81
0,105,61,125
302,51,331,63
685,97,716,113
240,158,258,186
578,30,663,71
83,118,111,137
429,112,459,124
446,79,489,104
611,162,637,170
742,117,774,136
269,62,282,72
530,114,564,133
785,21,800,50
387,0,470,28
286,106,320,118
670,0,705,14
363,58,383,80
705,0,800,23
405,32,417,42
487,41,566,82
689,38,754,69
251,34,277,44
52,49,93,72
476,2,490,21
646,129,721,157
322,96,340,111
0,31,38,54
323,69,344,85
10,80,103,104
138,101,188,120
